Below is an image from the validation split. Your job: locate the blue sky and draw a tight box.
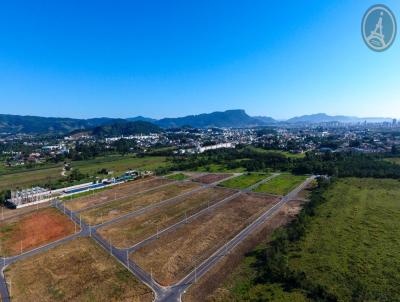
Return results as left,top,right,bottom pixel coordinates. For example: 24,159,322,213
0,0,399,119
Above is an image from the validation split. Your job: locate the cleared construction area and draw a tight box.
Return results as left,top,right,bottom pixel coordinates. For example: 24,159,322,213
130,192,280,285
97,187,236,248
64,177,172,212
80,181,201,225
4,237,153,302
0,207,76,257
193,173,233,184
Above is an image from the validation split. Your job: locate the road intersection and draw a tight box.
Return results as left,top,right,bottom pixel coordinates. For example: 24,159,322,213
0,172,314,302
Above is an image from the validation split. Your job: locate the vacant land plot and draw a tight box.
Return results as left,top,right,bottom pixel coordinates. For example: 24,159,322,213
0,166,63,191
183,199,307,302
80,182,200,225
4,237,153,302
0,208,75,256
254,173,308,196
219,173,270,189
194,173,232,184
98,187,236,248
166,173,189,181
211,178,400,301
0,201,51,221
131,193,280,285
64,177,171,212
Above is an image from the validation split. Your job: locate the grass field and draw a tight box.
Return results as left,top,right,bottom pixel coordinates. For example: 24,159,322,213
219,173,270,189
253,174,308,195
194,164,246,173
0,155,167,192
98,187,235,248
384,157,400,165
80,182,200,225
211,178,400,301
131,193,280,285
64,177,171,212
4,237,153,302
245,146,306,159
166,173,189,181
0,208,76,256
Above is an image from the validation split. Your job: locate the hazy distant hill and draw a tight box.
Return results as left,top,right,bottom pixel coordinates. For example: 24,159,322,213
0,114,121,135
156,109,270,128
92,121,161,137
286,113,393,124
126,116,158,123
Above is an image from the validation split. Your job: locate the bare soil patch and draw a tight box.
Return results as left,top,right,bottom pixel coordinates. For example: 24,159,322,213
182,199,306,302
98,187,236,248
131,193,280,285
194,173,233,184
0,207,76,256
65,177,172,212
4,237,153,302
80,181,201,225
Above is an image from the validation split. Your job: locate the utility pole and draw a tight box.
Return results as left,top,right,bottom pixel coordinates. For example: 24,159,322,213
8,279,11,299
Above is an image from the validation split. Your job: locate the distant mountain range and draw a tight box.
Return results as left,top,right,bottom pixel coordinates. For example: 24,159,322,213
0,111,395,135
287,113,393,124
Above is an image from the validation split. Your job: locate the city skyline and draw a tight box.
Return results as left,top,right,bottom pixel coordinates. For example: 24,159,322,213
1,0,399,119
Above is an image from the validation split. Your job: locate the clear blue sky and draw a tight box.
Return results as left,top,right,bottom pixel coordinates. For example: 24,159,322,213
0,0,399,119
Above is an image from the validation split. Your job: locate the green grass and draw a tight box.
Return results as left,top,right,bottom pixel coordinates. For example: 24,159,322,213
384,157,400,165
215,178,400,301
253,174,308,195
219,173,270,189
0,155,167,191
166,173,189,181
245,146,305,159
195,163,246,173
60,186,111,201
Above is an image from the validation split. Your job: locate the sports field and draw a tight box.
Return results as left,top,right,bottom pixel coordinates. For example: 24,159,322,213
0,208,76,256
4,237,153,302
97,187,235,248
219,173,270,189
253,173,308,195
131,193,280,285
80,181,200,225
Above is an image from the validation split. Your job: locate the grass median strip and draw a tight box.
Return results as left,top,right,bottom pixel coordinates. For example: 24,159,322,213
98,187,236,248
80,181,201,225
131,193,280,285
4,237,153,302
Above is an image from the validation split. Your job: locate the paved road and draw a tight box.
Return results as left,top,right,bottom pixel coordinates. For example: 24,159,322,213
0,173,314,302
124,191,242,253
154,176,316,302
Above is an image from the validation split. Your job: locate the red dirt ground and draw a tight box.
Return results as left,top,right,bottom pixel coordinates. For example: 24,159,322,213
0,207,76,256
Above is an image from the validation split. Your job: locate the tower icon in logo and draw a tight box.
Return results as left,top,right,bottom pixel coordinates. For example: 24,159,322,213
362,4,397,52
